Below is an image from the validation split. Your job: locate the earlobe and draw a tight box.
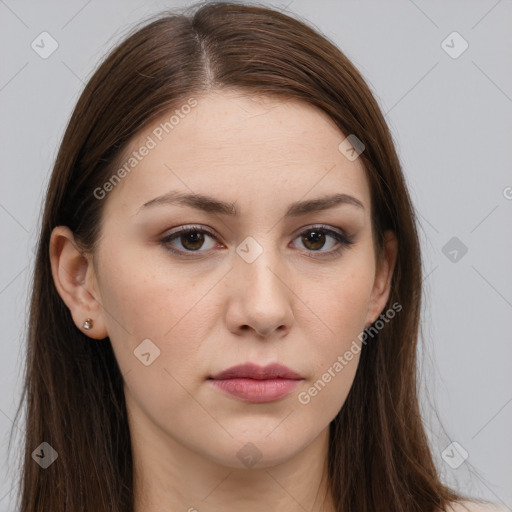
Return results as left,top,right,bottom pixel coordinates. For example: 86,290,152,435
364,230,398,328
49,226,109,340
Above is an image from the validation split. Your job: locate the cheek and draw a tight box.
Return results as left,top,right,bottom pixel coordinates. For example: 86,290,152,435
310,265,375,346
296,296,368,420
95,253,211,430
299,351,360,420
299,259,374,405
97,239,200,327
94,247,212,376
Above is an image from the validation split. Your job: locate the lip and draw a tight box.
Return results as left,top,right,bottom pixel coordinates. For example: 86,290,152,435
208,363,303,403
210,363,303,380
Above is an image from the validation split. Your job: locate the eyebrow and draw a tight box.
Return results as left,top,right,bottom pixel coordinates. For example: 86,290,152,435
140,190,364,217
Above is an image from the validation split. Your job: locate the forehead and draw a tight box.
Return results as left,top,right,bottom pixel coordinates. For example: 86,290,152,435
102,89,371,218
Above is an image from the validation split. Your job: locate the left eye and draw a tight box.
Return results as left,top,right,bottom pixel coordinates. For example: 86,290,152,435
160,225,354,256
293,227,353,253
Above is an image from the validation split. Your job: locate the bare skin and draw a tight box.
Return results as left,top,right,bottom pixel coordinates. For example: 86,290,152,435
50,89,398,511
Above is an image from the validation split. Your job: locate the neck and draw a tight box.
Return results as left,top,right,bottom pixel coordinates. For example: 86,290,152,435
130,411,335,511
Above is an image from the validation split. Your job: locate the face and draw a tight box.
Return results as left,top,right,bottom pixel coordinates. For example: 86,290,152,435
52,89,396,470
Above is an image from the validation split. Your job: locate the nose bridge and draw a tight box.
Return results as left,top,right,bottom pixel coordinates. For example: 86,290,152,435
231,234,293,334
236,234,284,296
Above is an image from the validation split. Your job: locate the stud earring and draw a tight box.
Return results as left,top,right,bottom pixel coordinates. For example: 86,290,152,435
82,318,94,330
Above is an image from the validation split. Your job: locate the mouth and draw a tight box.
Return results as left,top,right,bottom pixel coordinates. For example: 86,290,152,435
207,363,304,403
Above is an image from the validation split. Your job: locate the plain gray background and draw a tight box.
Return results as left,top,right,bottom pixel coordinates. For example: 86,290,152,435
1,0,511,509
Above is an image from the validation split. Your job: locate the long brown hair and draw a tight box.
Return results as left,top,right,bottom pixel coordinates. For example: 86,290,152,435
11,1,475,510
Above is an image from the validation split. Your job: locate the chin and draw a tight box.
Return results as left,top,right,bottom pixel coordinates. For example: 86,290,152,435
200,427,317,470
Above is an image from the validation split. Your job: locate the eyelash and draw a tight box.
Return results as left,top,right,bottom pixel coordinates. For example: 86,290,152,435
159,224,355,259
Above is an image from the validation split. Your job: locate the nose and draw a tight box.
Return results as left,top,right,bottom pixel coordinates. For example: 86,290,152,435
225,247,294,339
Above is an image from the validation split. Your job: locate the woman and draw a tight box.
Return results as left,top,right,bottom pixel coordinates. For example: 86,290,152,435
11,2,505,511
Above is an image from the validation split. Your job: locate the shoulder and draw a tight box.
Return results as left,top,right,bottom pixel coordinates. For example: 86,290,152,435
444,500,510,512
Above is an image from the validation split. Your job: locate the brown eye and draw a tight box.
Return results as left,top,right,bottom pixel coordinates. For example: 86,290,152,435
160,226,218,254
180,231,206,251
293,226,354,256
301,230,327,251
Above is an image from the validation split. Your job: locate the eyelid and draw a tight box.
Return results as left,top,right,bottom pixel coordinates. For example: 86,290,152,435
292,223,349,239
162,224,217,237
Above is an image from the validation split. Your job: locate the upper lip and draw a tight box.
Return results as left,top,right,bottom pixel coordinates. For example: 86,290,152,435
209,363,303,380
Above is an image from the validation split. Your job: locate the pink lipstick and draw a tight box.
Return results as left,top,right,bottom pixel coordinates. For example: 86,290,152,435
208,363,303,403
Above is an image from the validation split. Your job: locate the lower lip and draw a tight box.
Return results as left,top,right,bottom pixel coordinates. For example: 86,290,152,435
209,378,302,403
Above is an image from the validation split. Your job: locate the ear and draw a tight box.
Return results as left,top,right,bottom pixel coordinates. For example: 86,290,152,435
49,226,109,340
364,230,398,328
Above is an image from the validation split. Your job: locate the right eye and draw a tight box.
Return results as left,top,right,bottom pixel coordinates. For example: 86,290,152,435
159,225,220,255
